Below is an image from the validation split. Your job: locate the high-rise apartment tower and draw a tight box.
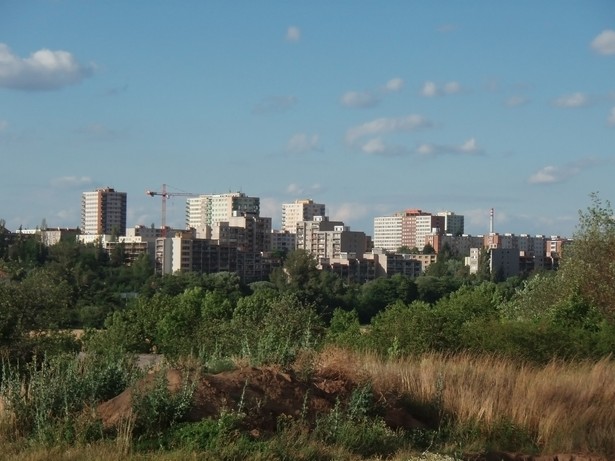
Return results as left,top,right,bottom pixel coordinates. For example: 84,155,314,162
282,199,326,233
81,187,127,235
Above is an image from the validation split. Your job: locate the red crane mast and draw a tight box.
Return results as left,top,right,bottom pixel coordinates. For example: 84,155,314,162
146,184,198,237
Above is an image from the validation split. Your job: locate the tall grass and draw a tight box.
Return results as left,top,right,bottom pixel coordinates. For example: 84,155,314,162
320,347,615,456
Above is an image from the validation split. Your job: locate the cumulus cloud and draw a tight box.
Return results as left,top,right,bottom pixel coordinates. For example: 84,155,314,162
340,90,379,108
416,138,483,157
528,158,598,185
505,95,528,107
286,26,301,42
252,95,297,114
328,202,371,226
50,176,93,189
591,29,615,55
0,43,95,91
421,81,438,97
420,80,462,97
286,183,322,196
346,115,432,144
75,123,128,140
341,77,405,109
553,92,589,108
287,133,321,154
358,138,410,157
608,107,615,126
361,138,387,155
384,77,404,92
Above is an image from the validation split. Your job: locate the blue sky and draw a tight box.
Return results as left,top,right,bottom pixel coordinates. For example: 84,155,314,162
1,1,614,238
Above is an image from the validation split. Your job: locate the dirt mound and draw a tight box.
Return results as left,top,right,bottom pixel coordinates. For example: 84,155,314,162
97,364,425,433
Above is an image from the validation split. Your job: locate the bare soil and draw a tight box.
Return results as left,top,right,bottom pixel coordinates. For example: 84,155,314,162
96,363,609,461
97,363,426,434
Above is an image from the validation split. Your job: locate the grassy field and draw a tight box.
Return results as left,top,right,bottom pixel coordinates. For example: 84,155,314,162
1,347,613,460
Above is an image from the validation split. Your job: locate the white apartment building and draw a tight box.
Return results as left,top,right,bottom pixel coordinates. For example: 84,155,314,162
296,216,367,260
80,187,127,235
437,211,465,235
414,214,443,249
373,215,403,251
282,199,326,233
271,230,296,254
186,192,260,233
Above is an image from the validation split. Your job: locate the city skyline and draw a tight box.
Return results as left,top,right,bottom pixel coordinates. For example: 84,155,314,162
1,1,614,238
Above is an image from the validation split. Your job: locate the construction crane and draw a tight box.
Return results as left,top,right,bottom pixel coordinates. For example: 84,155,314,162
146,184,199,237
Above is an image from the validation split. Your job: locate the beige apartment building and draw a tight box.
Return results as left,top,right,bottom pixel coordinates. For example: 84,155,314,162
186,192,260,236
81,187,127,236
374,209,452,252
281,199,326,233
296,216,368,260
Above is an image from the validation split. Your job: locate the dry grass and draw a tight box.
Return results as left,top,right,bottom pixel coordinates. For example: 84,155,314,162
317,346,615,455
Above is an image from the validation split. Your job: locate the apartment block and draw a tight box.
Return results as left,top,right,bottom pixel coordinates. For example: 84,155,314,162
373,215,403,251
270,229,296,254
211,214,272,253
282,199,326,233
401,209,445,250
81,187,127,236
186,192,260,234
296,216,367,260
155,230,270,282
437,211,465,235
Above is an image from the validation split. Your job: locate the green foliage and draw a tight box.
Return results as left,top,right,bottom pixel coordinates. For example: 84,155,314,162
559,192,615,319
415,276,462,305
233,293,324,366
162,412,244,451
446,417,538,454
357,274,418,322
0,351,139,444
369,283,500,356
325,309,363,348
314,386,404,457
132,368,196,440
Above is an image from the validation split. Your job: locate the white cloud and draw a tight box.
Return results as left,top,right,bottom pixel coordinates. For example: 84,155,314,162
417,143,434,155
0,43,95,91
286,26,301,42
460,137,478,153
341,77,404,109
286,183,322,196
384,77,404,92
553,92,589,108
591,29,615,55
505,95,528,107
346,115,432,144
50,176,93,189
443,81,461,94
417,138,483,156
287,133,321,154
252,95,297,114
528,166,567,184
328,202,371,226
259,197,281,226
75,123,128,141
421,80,462,97
361,138,386,155
608,107,615,126
421,81,438,97
340,90,379,108
528,158,598,184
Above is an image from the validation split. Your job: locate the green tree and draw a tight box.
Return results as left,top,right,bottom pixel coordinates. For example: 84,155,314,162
558,192,615,319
